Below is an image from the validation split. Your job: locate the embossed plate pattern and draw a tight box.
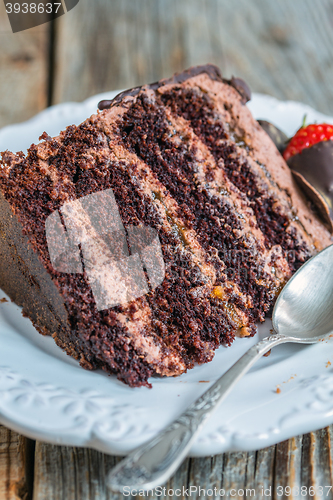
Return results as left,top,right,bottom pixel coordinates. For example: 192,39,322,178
0,92,333,456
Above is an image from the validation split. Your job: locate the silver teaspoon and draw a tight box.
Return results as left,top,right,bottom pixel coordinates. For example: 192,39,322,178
107,244,333,493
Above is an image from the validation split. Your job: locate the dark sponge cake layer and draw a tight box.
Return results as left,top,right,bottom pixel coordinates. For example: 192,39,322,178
0,65,331,387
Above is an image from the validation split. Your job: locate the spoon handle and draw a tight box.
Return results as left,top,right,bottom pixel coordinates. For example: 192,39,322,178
107,332,288,493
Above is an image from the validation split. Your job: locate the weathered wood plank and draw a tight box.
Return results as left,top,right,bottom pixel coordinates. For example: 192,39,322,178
254,446,276,498
33,443,192,500
0,1,49,128
187,455,223,499
274,436,303,499
30,426,333,500
221,451,249,498
304,427,333,500
215,0,333,115
0,425,34,500
53,0,221,103
243,450,256,494
33,444,117,500
52,0,333,116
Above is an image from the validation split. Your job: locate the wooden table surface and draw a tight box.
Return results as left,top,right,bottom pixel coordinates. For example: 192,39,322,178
1,0,333,498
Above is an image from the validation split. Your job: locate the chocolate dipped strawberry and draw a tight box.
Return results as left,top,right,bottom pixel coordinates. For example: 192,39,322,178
284,123,333,232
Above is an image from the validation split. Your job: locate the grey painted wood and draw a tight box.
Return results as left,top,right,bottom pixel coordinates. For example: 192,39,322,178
31,430,333,499
216,0,333,116
52,0,333,117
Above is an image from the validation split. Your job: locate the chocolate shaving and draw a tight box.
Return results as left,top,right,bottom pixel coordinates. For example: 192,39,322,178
292,171,333,233
288,140,333,233
98,100,113,110
229,76,251,104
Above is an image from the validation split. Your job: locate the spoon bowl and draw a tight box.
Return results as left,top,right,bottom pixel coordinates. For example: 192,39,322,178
273,244,333,341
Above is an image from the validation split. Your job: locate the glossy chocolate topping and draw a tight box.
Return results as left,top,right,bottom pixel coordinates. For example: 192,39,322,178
288,140,333,231
98,64,251,110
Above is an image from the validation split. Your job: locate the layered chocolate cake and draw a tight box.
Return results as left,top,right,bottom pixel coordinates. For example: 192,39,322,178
0,65,331,387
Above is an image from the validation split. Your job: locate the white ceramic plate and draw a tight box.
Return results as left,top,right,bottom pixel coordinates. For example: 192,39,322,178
0,92,333,457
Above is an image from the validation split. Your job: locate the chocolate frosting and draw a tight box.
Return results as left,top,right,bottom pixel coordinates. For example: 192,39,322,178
288,140,333,232
98,64,251,110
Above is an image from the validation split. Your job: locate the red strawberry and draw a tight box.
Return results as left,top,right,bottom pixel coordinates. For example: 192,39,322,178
283,123,333,161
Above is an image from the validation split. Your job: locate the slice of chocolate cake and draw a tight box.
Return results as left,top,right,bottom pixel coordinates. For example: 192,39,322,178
0,65,331,387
